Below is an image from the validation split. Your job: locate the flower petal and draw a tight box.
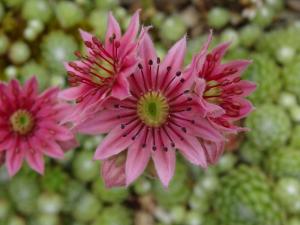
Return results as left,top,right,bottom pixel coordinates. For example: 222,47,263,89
58,86,84,101
111,75,130,100
24,76,38,98
105,12,121,46
125,135,150,186
79,29,93,42
201,140,225,164
5,137,24,177
102,155,126,188
121,9,140,45
160,36,187,89
76,109,124,134
25,144,44,175
152,130,176,187
94,125,132,160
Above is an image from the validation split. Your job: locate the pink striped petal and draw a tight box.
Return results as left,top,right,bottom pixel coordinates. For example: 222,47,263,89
125,135,150,186
25,144,44,175
152,130,176,187
105,12,121,47
94,125,132,160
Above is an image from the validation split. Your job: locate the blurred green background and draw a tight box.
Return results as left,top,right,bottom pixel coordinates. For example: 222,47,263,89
1,0,300,224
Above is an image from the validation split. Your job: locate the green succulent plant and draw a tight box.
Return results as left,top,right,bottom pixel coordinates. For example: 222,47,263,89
214,165,284,225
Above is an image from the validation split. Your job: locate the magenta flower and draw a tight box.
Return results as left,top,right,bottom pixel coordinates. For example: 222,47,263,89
59,10,141,124
0,77,77,177
188,32,256,132
76,32,224,187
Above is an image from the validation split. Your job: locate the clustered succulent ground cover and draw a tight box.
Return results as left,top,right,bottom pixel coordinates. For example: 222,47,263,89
1,0,300,225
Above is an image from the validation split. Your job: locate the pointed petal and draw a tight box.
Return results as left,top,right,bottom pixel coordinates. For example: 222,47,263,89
138,31,157,66
5,138,24,177
79,29,93,42
24,76,38,98
158,36,186,89
211,42,231,65
58,138,79,152
166,126,207,167
31,135,64,159
125,135,150,186
94,125,132,160
161,35,187,75
201,140,225,164
152,147,176,188
121,9,140,44
76,109,124,134
224,98,254,121
58,86,84,101
26,150,44,175
6,150,24,177
105,12,121,46
175,114,224,142
102,156,126,188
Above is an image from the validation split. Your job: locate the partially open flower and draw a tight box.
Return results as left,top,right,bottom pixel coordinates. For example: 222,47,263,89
60,10,141,124
187,32,256,132
76,31,224,187
0,77,77,176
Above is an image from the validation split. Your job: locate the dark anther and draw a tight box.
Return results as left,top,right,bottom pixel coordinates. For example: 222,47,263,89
163,147,168,152
180,78,185,83
142,143,146,148
131,136,136,140
111,33,116,39
74,51,82,58
92,36,99,43
122,134,127,137
186,107,192,111
182,127,187,133
184,90,189,94
176,71,181,76
138,63,143,69
117,115,121,119
84,41,92,48
191,120,195,124
152,146,157,151
187,97,192,101
167,66,171,71
171,142,175,148
69,62,77,68
121,124,125,129
114,104,119,108
157,57,161,64
233,77,241,83
148,59,153,65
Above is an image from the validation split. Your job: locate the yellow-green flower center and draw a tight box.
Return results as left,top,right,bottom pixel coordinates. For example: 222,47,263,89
137,91,169,127
204,80,222,104
91,59,115,85
10,110,34,135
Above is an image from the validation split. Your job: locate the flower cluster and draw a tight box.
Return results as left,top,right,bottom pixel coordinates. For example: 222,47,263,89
0,11,255,187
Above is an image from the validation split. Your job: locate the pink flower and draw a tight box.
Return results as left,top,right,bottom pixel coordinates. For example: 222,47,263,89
59,10,141,124
188,32,256,132
0,77,77,177
76,31,224,187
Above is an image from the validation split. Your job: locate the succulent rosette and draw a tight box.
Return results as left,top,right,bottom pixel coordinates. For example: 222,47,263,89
0,77,77,176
